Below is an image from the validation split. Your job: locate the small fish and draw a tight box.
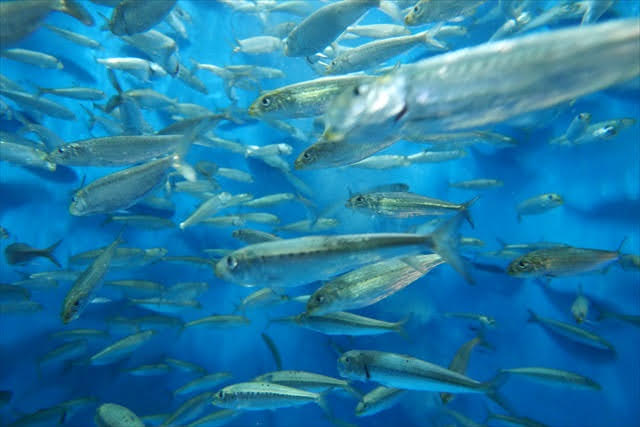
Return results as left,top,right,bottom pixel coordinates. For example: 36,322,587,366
443,312,496,328
174,372,233,396
38,339,89,367
486,412,551,427
95,403,144,427
350,154,410,170
90,330,155,365
254,370,356,395
500,367,601,390
184,410,239,427
50,328,110,341
306,254,444,315
211,382,327,411
102,215,175,230
0,88,76,119
183,315,250,330
347,192,478,227
233,36,282,54
404,0,485,25
275,218,339,233
1,48,63,69
159,391,214,427
0,300,43,314
406,149,467,164
164,281,209,300
109,0,177,36
180,192,253,229
571,285,590,324
347,24,411,39
165,358,207,375
236,288,290,313
0,283,31,302
283,0,380,57
507,241,624,278
130,298,201,314
37,86,105,100
242,193,295,208
61,233,123,323
96,57,167,82
43,24,101,49
449,179,504,190
127,363,171,377
232,229,280,244
337,350,505,396
5,239,62,267
216,167,253,183
355,386,406,417
527,309,615,352
277,312,408,336
1,140,57,171
261,333,282,370
516,193,564,222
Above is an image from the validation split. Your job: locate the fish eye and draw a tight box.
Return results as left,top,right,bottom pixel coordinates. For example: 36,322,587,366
413,6,419,12
73,300,80,307
303,151,311,160
353,86,360,96
226,256,238,270
216,391,224,399
261,96,271,107
314,294,324,303
518,260,528,268
344,356,351,363
355,195,364,203
603,126,616,137
57,147,64,153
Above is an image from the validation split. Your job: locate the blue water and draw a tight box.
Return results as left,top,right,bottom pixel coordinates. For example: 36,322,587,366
1,1,639,426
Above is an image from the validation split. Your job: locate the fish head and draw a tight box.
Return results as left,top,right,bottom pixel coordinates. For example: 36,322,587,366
345,193,375,211
337,351,370,381
47,143,84,164
211,387,233,408
69,191,89,216
404,0,427,25
355,399,370,416
294,140,339,170
248,91,285,118
544,193,564,206
506,254,546,277
306,287,340,315
215,252,247,284
61,295,86,324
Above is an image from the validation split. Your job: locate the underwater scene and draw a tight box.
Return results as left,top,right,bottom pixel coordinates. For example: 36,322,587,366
0,1,639,426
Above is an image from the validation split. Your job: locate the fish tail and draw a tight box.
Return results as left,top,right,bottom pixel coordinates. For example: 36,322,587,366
526,308,539,323
394,313,412,339
461,196,480,228
615,237,628,255
316,390,332,418
343,383,363,399
100,216,114,227
43,239,63,268
483,372,512,413
427,213,474,284
378,0,403,23
57,0,94,26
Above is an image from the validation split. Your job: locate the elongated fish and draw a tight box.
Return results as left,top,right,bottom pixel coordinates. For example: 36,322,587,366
355,386,406,417
95,403,144,427
306,254,444,315
215,213,469,287
507,242,624,278
211,382,326,411
500,366,601,390
516,193,564,222
61,233,123,323
90,330,155,365
159,392,214,427
527,309,615,352
175,372,233,396
337,350,505,396
319,19,640,167
253,370,355,394
278,312,407,336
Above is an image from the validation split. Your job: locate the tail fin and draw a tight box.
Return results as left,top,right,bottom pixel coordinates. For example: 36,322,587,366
526,308,539,323
58,0,94,26
261,332,282,370
483,372,511,413
394,314,411,339
460,196,480,228
428,213,473,284
43,239,63,268
616,237,627,255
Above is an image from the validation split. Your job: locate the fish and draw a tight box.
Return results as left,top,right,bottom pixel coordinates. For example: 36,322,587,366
232,229,280,244
320,19,640,166
211,382,327,411
337,350,506,396
61,233,123,323
90,330,155,365
248,74,375,119
0,0,93,46
406,149,467,164
159,392,214,427
233,36,282,54
1,139,57,171
275,218,339,233
277,312,408,336
95,403,144,427
127,363,171,377
0,88,75,120
70,247,167,267
174,372,233,396
355,386,406,417
4,239,62,267
96,57,167,82
242,193,295,207
130,298,201,314
567,117,637,145
571,285,590,324
306,254,444,315
50,328,110,341
516,193,564,222
0,283,31,302
43,24,101,49
449,179,504,190
183,315,250,330
164,281,209,300
325,29,446,75
109,0,177,36
526,309,615,352
441,334,488,404
180,192,253,229
349,154,410,170
347,192,479,226
165,358,207,375
254,370,356,396
404,0,486,26
0,300,43,314
283,0,380,57
184,409,239,427
506,242,624,278
102,215,175,230
347,24,411,39
1,48,63,69
443,312,496,328
486,412,551,427
215,213,470,287
500,366,601,390
235,288,290,313
38,339,88,367
261,333,282,370
70,155,194,216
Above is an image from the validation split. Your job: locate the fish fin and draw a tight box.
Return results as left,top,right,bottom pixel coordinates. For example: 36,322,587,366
327,338,345,357
526,308,539,323
379,0,403,22
43,239,63,268
57,0,94,26
394,313,412,339
483,372,512,413
363,363,371,380
343,383,363,399
495,237,508,249
100,216,114,227
615,237,628,255
400,256,427,274
315,390,332,418
427,213,474,284
106,69,123,94
461,195,480,228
